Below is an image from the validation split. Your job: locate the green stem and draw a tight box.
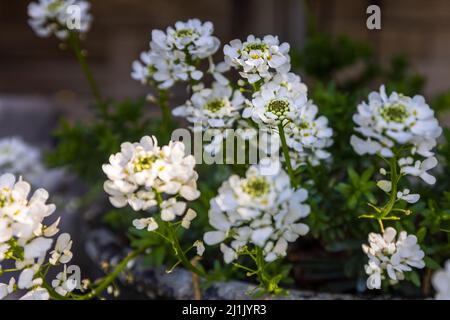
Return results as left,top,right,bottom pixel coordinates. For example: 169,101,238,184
278,124,298,188
157,89,173,136
67,32,106,115
78,246,148,300
153,190,207,279
161,220,207,278
382,155,398,218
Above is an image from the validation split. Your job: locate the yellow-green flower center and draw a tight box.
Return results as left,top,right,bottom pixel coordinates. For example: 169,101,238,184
47,0,64,12
243,42,268,53
266,99,290,117
0,190,12,208
204,98,227,113
133,155,157,172
380,103,409,123
242,177,270,198
176,28,195,38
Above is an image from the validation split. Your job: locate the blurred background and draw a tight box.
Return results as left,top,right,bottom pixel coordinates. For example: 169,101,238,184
1,0,450,121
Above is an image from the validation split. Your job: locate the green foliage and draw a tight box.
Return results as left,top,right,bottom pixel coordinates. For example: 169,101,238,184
45,98,160,183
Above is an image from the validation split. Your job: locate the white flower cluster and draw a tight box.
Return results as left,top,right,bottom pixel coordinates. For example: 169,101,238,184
28,0,92,40
432,260,450,300
0,174,74,300
102,136,200,230
203,165,310,263
351,85,441,178
224,35,291,84
132,19,220,89
173,82,245,155
0,136,63,189
362,227,425,290
243,72,334,167
0,137,43,183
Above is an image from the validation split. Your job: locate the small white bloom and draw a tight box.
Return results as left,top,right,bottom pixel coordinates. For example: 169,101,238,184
351,85,442,159
132,19,219,89
396,189,420,203
103,136,201,226
432,260,450,300
28,0,92,40
51,266,77,297
401,157,438,185
362,227,425,290
132,217,159,231
193,240,205,256
19,287,50,300
224,34,291,83
160,198,186,221
377,180,392,193
49,233,73,265
204,164,310,263
181,208,197,229
0,278,15,300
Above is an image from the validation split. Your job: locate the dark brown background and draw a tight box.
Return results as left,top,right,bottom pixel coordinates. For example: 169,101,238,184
1,0,449,120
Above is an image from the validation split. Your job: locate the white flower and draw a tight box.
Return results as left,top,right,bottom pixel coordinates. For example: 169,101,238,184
173,82,245,154
132,217,159,231
24,237,53,260
243,74,307,126
0,278,15,300
132,19,219,89
103,136,200,228
19,287,50,300
396,189,420,203
284,100,333,167
0,173,56,245
224,34,291,83
351,85,442,159
362,227,425,289
208,58,230,85
152,19,219,59
160,198,186,221
18,268,36,289
28,0,92,40
0,137,44,184
377,180,392,193
181,208,197,229
400,156,438,185
432,260,450,300
49,233,73,265
193,240,205,256
204,164,310,263
0,244,9,261
52,266,77,296
174,82,245,130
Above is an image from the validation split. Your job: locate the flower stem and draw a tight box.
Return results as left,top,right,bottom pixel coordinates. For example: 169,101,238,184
278,123,298,188
78,245,148,300
382,156,398,218
157,89,173,136
161,220,207,278
67,32,107,116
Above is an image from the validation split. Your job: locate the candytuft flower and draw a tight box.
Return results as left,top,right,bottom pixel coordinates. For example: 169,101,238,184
28,0,92,40
173,82,245,154
102,136,200,229
204,164,310,263
224,35,290,83
432,260,450,300
132,19,220,89
362,227,425,289
351,85,442,159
